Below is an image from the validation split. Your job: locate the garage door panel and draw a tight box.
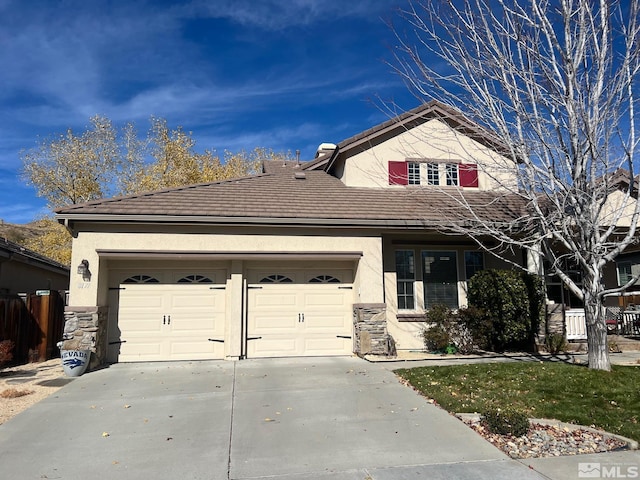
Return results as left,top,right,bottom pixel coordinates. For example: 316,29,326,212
119,341,163,358
303,337,352,356
247,337,298,358
253,292,298,308
302,292,347,307
251,314,298,333
169,340,223,358
120,319,164,333
305,315,351,331
246,269,353,358
113,280,226,362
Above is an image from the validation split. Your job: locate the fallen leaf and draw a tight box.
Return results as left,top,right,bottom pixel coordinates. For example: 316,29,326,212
264,418,275,422
102,432,110,437
123,405,131,409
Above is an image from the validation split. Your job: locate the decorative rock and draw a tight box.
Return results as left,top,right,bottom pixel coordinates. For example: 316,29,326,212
460,417,630,458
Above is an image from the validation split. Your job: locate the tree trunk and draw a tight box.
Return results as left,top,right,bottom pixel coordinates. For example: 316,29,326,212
584,299,611,371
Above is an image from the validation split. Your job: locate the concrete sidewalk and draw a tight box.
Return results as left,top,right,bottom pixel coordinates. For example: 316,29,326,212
0,357,548,480
367,349,640,367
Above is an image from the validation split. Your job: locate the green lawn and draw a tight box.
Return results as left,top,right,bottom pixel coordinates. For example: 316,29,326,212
395,362,640,441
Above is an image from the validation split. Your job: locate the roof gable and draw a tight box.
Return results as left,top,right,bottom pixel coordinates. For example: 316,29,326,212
304,100,510,174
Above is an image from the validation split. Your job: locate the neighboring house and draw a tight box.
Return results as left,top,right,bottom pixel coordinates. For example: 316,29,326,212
55,101,535,364
0,238,70,295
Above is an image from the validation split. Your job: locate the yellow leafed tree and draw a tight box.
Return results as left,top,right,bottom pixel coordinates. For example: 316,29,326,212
21,115,292,265
21,218,72,266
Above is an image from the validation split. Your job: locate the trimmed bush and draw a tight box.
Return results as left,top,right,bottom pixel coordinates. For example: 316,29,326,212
467,270,543,352
544,333,568,354
482,408,530,437
422,304,474,354
423,323,451,352
423,304,454,352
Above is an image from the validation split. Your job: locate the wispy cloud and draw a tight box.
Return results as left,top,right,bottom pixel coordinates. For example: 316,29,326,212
187,0,395,30
0,0,414,222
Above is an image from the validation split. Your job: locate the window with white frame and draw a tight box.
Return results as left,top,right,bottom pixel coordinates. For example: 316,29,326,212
395,250,415,309
446,163,459,186
408,162,421,185
426,163,439,185
388,161,478,187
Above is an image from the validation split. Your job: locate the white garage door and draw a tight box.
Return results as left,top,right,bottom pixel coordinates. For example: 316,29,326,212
247,270,353,358
108,271,226,362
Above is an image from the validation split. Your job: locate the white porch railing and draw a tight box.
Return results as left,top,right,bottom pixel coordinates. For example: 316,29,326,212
565,308,588,340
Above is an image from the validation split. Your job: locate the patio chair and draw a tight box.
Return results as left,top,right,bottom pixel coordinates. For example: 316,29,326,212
605,307,623,335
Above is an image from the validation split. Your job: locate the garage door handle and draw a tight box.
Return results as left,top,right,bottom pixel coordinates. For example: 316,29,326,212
247,336,262,341
298,313,305,322
163,315,166,325
208,338,224,343
336,335,352,339
167,315,171,325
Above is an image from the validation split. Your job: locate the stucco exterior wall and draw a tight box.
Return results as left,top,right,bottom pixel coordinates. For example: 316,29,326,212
600,189,640,228
67,228,384,310
0,259,69,295
339,119,518,191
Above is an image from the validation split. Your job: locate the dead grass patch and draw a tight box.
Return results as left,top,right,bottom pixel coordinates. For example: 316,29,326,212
0,388,34,399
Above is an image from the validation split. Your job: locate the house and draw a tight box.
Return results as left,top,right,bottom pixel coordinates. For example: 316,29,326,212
55,101,533,365
0,238,69,295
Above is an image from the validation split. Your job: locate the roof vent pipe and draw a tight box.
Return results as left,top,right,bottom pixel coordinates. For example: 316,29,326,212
296,149,300,166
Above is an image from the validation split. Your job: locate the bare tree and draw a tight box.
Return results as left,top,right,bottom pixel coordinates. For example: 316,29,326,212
390,0,640,370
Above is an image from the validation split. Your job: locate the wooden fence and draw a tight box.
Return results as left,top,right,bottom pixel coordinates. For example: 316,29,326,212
0,291,65,364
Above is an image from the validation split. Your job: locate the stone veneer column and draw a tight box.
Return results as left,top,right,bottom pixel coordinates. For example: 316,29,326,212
353,303,396,357
61,307,108,370
541,303,566,341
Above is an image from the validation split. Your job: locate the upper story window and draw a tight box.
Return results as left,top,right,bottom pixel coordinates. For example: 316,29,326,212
446,163,459,186
388,161,478,188
426,163,439,185
408,162,421,185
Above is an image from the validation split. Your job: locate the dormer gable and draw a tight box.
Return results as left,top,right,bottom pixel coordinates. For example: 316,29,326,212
309,100,518,191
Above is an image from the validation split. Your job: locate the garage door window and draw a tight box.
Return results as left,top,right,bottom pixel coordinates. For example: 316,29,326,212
260,274,293,283
123,275,159,284
177,275,213,283
308,275,340,283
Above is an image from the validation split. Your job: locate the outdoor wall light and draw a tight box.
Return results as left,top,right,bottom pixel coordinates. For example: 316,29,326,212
77,259,91,280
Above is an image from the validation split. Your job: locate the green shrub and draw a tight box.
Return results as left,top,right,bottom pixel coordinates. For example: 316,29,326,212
456,306,492,351
544,333,568,354
422,304,458,353
467,269,542,352
481,408,530,437
423,323,451,352
422,304,476,354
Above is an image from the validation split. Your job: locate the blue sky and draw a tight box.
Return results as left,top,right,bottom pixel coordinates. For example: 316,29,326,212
0,0,418,224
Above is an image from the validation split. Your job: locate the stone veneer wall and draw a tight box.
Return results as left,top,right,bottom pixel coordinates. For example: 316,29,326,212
61,307,108,370
542,303,565,339
353,303,396,357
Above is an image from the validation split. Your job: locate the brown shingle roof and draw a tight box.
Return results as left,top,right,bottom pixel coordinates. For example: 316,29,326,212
56,169,525,228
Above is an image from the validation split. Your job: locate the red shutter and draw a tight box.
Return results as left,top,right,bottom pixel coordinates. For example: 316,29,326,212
388,161,408,185
459,163,479,187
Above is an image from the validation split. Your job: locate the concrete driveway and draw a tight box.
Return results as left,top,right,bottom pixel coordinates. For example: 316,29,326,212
0,357,546,480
